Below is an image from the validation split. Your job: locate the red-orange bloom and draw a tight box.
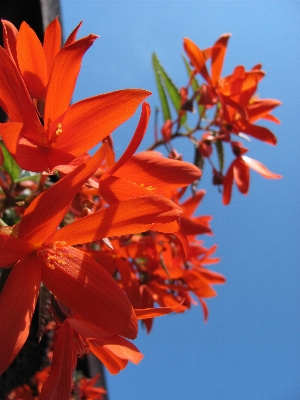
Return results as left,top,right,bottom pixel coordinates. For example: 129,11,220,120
0,141,183,374
175,189,213,236
183,36,281,145
39,299,180,398
39,314,142,399
0,19,150,172
223,142,282,204
100,103,201,204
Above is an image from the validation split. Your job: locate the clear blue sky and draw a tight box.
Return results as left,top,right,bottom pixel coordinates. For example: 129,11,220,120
60,1,300,399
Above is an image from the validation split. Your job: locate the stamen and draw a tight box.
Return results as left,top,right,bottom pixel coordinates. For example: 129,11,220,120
146,185,156,191
35,121,49,147
37,241,67,270
134,182,157,191
55,123,63,136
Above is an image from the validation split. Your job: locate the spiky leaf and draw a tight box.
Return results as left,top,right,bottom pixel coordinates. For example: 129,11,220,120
0,141,20,181
152,53,171,122
153,53,186,125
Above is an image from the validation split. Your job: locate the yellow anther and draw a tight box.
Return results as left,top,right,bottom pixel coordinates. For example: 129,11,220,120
146,186,156,191
55,123,63,136
35,121,49,147
45,254,56,269
133,182,156,191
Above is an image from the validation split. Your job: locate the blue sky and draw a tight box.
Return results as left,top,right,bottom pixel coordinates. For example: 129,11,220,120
60,1,300,399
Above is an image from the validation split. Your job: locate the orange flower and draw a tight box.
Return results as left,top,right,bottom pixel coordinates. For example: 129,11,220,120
0,140,183,374
221,95,281,145
100,103,201,204
39,314,142,399
39,298,180,398
175,189,213,236
76,374,106,400
183,36,281,145
222,141,282,204
5,385,34,400
0,19,150,171
183,34,231,89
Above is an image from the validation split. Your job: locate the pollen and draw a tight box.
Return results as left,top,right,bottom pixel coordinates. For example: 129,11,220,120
35,121,49,147
37,241,68,270
135,182,157,191
55,123,63,136
146,185,156,191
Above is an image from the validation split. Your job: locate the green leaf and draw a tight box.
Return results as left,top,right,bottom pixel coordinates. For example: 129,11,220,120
153,54,180,110
153,54,187,125
215,139,224,173
152,53,171,122
14,173,40,183
0,141,20,181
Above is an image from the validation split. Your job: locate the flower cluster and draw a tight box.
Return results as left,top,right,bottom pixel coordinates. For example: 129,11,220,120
153,34,281,204
0,19,225,398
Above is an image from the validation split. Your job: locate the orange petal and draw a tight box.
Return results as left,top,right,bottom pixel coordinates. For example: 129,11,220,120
67,314,114,338
173,228,190,259
49,196,182,246
18,143,108,244
200,298,209,322
200,269,226,284
0,46,40,130
1,20,18,63
233,157,249,194
56,91,151,156
43,17,62,79
183,38,212,84
88,336,143,364
0,233,34,267
39,321,77,400
241,70,265,93
180,190,206,217
106,102,150,175
40,246,138,339
242,155,282,179
180,215,212,236
0,254,41,374
44,34,98,125
64,21,83,46
100,175,154,204
148,220,180,234
211,34,231,85
2,128,84,172
247,98,282,124
185,270,217,298
0,125,56,172
17,22,48,99
262,113,281,124
89,345,128,374
222,163,234,205
135,303,184,319
113,152,201,195
242,123,277,145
